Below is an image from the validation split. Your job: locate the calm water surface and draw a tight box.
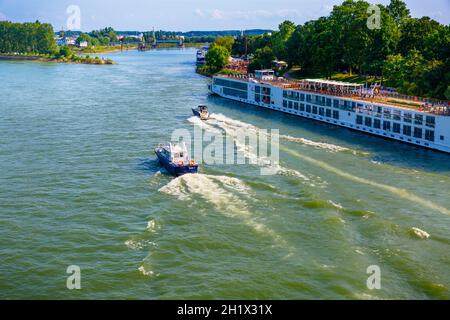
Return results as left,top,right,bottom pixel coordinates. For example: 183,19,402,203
1,49,449,299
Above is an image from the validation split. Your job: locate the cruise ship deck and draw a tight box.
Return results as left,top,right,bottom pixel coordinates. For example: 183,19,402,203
210,70,450,153
215,72,450,116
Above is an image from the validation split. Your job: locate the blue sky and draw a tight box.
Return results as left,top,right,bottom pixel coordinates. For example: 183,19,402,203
0,0,448,31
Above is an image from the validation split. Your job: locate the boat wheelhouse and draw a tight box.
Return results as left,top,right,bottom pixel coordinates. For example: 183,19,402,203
196,47,208,66
192,105,209,120
155,142,198,176
209,70,450,153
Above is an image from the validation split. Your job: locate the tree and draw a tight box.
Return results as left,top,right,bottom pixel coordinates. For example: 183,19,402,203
399,17,442,56
0,21,56,54
249,46,275,72
387,0,410,25
57,45,73,58
214,36,234,53
330,0,373,75
271,20,295,61
205,45,230,73
76,33,93,46
445,86,450,100
363,5,400,74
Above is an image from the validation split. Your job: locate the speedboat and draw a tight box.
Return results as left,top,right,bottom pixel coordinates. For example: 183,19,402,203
155,142,198,176
192,105,209,120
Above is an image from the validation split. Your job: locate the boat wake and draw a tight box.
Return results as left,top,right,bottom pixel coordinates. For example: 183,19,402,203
159,173,292,251
282,146,450,216
188,114,310,181
210,113,359,154
125,239,157,250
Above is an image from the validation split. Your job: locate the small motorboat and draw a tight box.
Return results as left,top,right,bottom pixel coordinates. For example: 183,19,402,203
192,105,209,120
155,142,198,176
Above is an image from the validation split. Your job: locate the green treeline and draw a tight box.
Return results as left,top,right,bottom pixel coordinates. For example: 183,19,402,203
0,20,57,54
232,0,450,100
0,21,113,64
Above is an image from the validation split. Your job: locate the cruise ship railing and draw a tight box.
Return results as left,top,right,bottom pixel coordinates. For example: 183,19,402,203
219,74,450,116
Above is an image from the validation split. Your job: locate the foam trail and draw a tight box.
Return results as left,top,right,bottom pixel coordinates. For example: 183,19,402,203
281,135,350,153
210,113,356,154
198,114,309,180
125,239,157,250
282,146,450,216
159,174,292,250
187,116,222,134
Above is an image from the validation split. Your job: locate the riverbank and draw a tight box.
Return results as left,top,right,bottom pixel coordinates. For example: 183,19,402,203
0,53,115,65
75,44,138,54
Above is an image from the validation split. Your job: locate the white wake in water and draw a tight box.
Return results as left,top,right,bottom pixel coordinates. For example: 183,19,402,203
188,114,310,181
210,113,355,154
159,173,290,250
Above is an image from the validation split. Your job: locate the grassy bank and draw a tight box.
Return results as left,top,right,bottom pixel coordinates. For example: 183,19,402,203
0,53,115,65
285,67,380,84
196,65,245,77
75,44,138,54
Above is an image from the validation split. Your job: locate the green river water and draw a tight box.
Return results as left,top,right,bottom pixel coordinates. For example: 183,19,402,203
0,49,449,299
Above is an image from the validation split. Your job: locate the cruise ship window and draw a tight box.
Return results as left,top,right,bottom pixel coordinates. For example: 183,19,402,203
300,103,305,111
374,119,381,129
283,100,287,108
404,113,412,123
333,110,339,120
300,94,305,101
393,123,401,133
365,117,372,127
319,107,324,116
426,116,435,128
326,109,332,117
377,106,383,114
383,121,391,131
356,115,363,125
425,130,435,142
415,114,423,125
326,98,332,107
393,110,401,121
403,125,412,136
294,102,299,110
414,127,423,138
288,101,293,109
306,105,311,113
440,135,444,141
312,106,318,114
384,109,391,119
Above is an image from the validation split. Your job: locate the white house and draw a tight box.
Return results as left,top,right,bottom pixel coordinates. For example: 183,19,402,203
78,41,88,48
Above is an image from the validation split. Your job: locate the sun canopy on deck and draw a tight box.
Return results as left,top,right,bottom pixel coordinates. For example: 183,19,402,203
301,79,363,95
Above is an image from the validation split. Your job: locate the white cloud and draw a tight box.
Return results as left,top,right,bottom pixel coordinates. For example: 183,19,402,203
211,9,224,20
209,9,302,21
194,8,205,18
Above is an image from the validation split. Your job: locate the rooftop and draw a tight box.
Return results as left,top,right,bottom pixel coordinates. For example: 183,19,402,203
215,73,450,115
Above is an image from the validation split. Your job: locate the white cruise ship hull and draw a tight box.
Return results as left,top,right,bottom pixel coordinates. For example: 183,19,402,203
210,76,450,154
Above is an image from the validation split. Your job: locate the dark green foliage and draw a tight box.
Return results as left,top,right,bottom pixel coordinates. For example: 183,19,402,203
248,46,275,72
205,45,230,73
0,20,57,54
230,0,449,100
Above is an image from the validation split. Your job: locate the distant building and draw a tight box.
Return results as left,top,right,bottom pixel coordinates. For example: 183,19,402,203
78,41,88,48
64,37,76,46
55,38,65,46
56,37,76,46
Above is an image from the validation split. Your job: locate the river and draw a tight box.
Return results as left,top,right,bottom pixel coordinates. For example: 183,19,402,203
0,49,449,299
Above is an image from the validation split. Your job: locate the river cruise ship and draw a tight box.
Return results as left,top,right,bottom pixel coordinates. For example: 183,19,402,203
209,70,450,153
